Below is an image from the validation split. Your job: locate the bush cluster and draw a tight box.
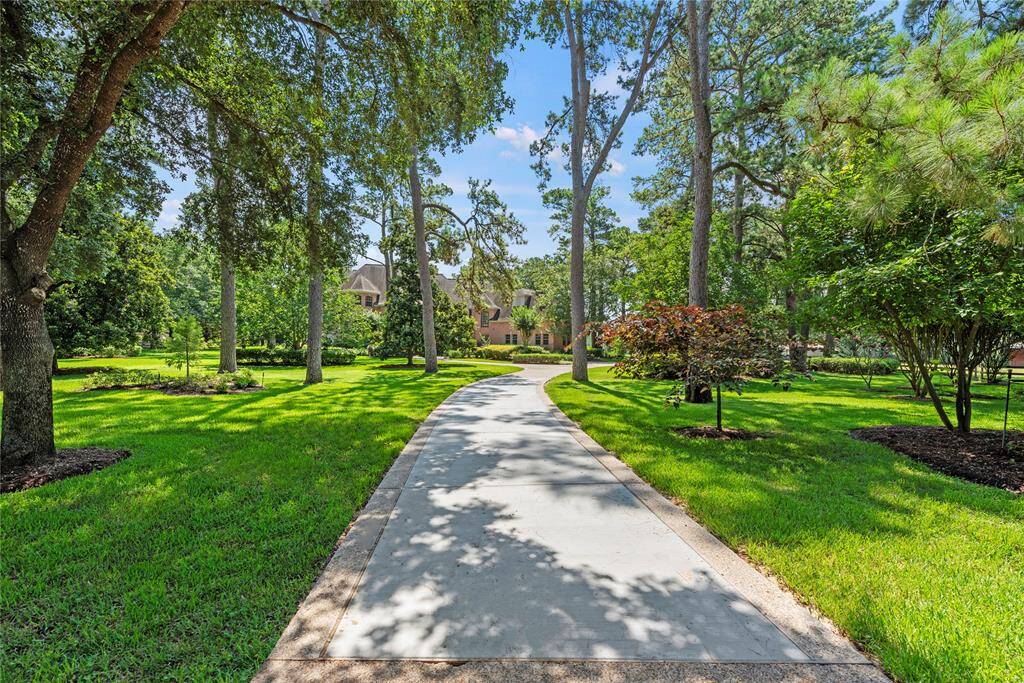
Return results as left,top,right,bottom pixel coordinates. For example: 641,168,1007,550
474,344,548,360
510,353,572,364
83,368,260,393
809,357,898,375
236,347,357,366
70,344,143,358
82,368,162,390
474,344,518,360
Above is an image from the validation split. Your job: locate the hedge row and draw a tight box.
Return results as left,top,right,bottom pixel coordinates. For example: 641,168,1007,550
236,347,357,366
474,344,546,360
511,353,572,364
808,356,898,375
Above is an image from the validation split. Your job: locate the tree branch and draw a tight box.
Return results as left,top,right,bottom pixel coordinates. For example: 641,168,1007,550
712,159,791,198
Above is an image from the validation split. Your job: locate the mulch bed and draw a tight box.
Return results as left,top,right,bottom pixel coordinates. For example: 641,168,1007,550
1,447,131,493
851,426,1023,493
672,426,767,441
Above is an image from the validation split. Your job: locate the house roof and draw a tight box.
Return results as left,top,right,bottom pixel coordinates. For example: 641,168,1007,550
344,264,387,294
342,264,540,320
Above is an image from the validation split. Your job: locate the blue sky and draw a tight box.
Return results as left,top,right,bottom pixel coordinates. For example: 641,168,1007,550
156,1,902,275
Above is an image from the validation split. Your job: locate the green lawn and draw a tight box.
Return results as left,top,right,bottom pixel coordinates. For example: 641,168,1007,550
1,352,512,680
547,368,1024,683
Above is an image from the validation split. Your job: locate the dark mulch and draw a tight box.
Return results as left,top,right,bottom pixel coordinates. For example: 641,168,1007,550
672,426,767,441
1,448,131,493
851,426,1024,493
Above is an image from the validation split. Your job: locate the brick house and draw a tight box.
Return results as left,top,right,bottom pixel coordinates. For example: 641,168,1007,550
343,264,567,351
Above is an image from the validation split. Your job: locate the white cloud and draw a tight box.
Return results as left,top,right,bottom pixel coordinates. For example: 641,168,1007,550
494,124,540,152
156,198,183,232
608,158,627,176
499,150,516,159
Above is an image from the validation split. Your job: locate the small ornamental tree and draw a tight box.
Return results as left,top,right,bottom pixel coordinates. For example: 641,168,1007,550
510,306,540,347
604,305,778,431
165,317,204,379
838,332,891,389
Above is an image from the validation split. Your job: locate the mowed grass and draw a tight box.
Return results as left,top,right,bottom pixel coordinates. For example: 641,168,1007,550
1,352,512,680
547,368,1024,683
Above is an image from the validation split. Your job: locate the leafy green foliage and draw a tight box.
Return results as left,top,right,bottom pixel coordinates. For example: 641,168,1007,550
785,19,1024,431
510,353,571,364
788,15,1024,246
510,306,540,342
474,344,518,361
808,357,899,375
236,347,356,367
82,369,163,390
375,233,475,363
164,317,204,378
47,217,171,356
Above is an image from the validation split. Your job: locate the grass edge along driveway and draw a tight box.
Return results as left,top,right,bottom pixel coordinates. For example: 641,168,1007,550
1,354,513,680
546,367,1023,683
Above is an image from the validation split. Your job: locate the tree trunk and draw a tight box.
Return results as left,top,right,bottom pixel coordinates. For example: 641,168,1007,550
686,0,713,308
408,147,437,374
382,202,393,287
793,321,810,373
218,254,236,373
715,384,723,431
1,261,56,465
568,192,589,380
824,332,835,357
306,270,323,383
785,287,807,371
304,16,325,385
566,7,590,382
0,2,186,469
731,67,746,265
209,108,236,374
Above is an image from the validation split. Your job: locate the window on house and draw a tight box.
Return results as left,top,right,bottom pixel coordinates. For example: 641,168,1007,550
504,334,511,344
542,333,549,346
511,334,518,345
534,334,541,346
364,295,374,307
480,312,489,327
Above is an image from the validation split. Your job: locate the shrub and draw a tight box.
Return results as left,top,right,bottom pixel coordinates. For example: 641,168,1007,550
511,353,571,364
603,304,780,430
83,369,162,390
809,357,898,375
165,373,215,392
231,368,259,389
514,344,546,355
237,347,356,366
475,344,518,360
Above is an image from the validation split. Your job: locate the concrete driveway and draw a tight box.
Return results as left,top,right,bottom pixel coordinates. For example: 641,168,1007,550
256,365,886,682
